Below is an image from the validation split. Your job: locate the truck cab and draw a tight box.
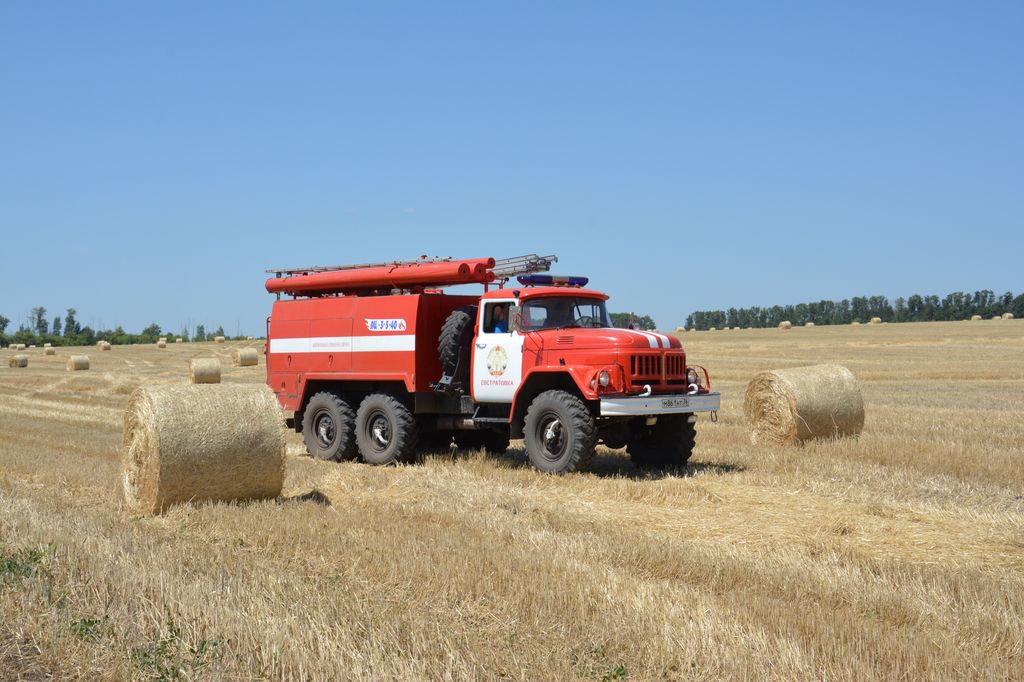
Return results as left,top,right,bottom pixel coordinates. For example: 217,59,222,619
265,256,719,473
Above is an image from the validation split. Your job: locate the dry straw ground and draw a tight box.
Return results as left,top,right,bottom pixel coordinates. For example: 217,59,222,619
1,324,1023,680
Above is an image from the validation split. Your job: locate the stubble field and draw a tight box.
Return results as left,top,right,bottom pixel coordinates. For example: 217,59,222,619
1,321,1023,680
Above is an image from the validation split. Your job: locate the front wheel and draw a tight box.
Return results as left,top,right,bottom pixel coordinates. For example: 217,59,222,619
355,394,419,465
523,390,597,473
628,415,696,468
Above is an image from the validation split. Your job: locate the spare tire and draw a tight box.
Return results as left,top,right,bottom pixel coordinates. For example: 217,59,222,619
438,305,477,377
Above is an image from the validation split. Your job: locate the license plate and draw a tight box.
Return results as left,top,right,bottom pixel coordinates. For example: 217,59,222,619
661,397,690,408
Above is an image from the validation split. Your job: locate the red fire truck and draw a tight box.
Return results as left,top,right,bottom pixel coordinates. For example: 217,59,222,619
264,255,719,473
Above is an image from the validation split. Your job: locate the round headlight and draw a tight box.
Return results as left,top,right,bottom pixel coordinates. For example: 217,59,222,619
598,370,611,387
686,368,700,385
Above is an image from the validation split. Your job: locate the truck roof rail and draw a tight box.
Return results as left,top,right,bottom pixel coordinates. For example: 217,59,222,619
265,255,455,277
265,254,557,280
491,254,558,279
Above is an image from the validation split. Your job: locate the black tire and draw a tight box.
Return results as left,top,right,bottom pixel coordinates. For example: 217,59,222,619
628,415,696,468
523,390,597,473
454,429,510,454
301,391,357,462
438,305,478,377
355,394,419,465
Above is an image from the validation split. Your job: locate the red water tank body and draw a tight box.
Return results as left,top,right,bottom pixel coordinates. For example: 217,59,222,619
266,258,496,296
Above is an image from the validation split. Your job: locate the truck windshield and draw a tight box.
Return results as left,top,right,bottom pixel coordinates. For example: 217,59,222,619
520,296,610,331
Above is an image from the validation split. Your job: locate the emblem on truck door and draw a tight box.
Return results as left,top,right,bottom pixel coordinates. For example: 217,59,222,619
486,345,509,376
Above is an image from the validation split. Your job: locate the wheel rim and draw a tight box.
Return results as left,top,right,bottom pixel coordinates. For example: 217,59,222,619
537,412,566,462
368,411,392,451
314,410,336,448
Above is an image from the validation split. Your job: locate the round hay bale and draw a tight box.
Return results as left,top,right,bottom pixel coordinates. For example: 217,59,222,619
851,321,861,325
156,340,167,349
96,340,106,347
778,321,792,329
869,317,882,324
158,337,167,343
743,364,864,446
175,338,183,343
43,343,51,348
992,315,1001,321
674,326,685,333
17,344,27,350
1003,313,1015,320
214,336,226,344
100,341,112,351
44,347,56,356
970,314,982,321
121,384,285,515
188,358,221,384
708,327,717,332
231,347,259,367
67,355,90,371
28,345,36,349
804,322,815,327
9,354,29,368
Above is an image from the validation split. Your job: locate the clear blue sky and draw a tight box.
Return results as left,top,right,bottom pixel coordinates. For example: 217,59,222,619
2,2,1021,335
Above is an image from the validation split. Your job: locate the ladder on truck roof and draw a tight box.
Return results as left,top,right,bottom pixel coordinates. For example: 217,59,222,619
265,254,557,279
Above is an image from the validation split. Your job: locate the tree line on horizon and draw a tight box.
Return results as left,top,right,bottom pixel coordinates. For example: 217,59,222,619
685,289,1023,331
0,307,242,347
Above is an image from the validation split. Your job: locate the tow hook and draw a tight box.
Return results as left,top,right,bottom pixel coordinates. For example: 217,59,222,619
638,384,652,397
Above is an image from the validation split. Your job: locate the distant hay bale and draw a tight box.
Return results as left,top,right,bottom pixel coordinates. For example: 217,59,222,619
992,315,1001,321
722,326,730,331
805,322,815,327
175,338,183,343
96,340,106,348
674,326,685,333
869,317,882,324
188,358,221,384
744,364,865,446
778,321,792,329
28,345,36,349
100,341,112,351
851,321,861,325
9,354,29,368
17,344,27,350
708,327,717,332
1004,313,1015,320
214,336,226,344
246,336,254,341
158,337,167,343
43,343,51,348
156,340,167,349
121,384,285,515
67,355,90,371
970,314,982,321
44,347,56,356
231,347,259,367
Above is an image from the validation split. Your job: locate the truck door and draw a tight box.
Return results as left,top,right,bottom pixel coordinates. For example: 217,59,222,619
472,300,524,403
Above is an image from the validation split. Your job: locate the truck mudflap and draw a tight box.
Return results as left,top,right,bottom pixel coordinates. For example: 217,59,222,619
599,392,721,417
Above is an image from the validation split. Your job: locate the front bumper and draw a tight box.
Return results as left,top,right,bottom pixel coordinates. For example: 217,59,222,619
599,392,721,417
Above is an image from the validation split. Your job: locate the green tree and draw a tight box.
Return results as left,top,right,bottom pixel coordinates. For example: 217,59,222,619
64,309,79,337
195,324,206,342
212,325,225,338
140,323,162,342
0,315,9,335
52,316,62,336
30,307,48,335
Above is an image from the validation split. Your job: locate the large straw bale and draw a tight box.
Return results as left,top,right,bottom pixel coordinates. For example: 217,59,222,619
100,341,112,351
231,347,259,367
970,315,982,321
778,321,792,329
156,340,167,349
214,336,226,344
121,384,285,515
1004,313,1015,320
189,358,221,384
44,347,56,356
869,317,882,324
97,340,106,348
743,364,864,446
67,355,90,371
9,354,29,368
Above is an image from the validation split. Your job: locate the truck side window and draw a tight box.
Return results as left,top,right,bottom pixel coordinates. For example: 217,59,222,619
484,303,510,333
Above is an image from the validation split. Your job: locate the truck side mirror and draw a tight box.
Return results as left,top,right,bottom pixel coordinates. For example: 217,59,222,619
510,305,523,333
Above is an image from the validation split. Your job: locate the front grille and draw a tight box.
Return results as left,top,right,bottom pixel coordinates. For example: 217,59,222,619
629,352,686,387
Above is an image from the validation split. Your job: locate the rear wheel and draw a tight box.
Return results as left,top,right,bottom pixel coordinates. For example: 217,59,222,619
523,390,596,473
301,391,357,461
355,394,419,465
628,415,696,468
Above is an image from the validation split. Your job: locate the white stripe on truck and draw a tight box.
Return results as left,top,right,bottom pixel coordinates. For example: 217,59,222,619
269,335,416,353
